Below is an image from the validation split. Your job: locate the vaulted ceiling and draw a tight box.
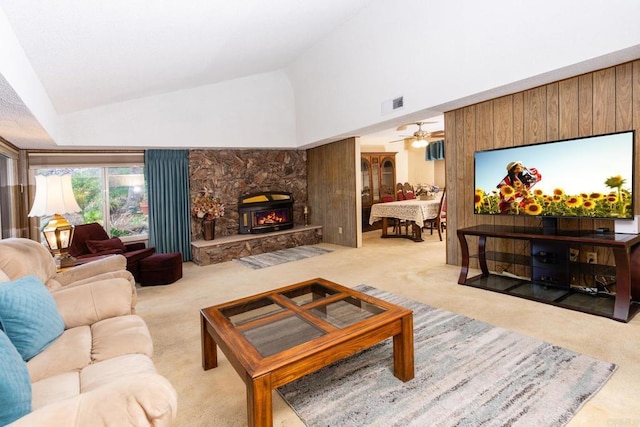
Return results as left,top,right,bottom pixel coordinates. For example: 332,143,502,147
1,1,375,115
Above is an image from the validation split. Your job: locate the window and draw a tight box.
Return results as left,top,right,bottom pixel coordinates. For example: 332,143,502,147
32,166,148,238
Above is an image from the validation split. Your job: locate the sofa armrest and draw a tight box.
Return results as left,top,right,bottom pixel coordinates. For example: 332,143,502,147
11,373,177,427
52,278,133,329
48,255,137,309
125,242,147,252
52,255,128,287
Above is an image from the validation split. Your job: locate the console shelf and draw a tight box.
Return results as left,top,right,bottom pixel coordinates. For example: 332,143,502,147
457,225,640,322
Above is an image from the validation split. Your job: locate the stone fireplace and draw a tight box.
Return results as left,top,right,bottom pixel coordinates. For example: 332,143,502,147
189,149,307,239
238,191,294,234
189,149,322,266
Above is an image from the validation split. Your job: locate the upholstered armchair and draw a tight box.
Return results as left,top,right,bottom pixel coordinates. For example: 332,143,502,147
68,223,155,282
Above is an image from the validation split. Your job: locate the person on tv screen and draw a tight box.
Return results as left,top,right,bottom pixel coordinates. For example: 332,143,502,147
497,161,542,213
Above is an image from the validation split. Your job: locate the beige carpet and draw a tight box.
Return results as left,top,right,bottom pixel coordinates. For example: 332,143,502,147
135,230,640,427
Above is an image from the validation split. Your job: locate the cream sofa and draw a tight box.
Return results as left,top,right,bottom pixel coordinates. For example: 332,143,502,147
0,238,177,426
0,237,138,307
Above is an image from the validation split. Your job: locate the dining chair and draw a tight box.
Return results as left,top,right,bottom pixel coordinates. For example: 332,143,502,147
403,182,416,199
393,183,411,234
439,190,447,232
422,189,446,241
396,183,405,201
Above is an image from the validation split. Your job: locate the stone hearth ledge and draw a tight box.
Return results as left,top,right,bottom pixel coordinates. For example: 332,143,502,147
191,225,323,266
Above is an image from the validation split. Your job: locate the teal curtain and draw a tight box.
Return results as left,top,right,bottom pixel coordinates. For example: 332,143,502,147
144,150,192,261
426,140,445,161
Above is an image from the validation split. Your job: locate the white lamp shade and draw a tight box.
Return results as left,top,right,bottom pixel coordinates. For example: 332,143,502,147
28,175,81,217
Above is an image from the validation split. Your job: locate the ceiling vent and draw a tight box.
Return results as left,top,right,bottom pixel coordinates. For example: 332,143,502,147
381,96,404,115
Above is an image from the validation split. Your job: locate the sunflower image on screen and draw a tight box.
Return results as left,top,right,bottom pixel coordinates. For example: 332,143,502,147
475,163,631,217
494,161,542,214
474,132,634,218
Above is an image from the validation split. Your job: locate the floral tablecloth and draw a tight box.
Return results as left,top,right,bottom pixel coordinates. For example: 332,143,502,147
369,199,441,227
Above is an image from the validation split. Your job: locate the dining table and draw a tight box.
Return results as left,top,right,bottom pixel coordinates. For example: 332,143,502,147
369,198,441,242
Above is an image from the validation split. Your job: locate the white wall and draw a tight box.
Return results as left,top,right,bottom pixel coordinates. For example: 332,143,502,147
407,149,436,187
287,0,640,147
58,70,296,148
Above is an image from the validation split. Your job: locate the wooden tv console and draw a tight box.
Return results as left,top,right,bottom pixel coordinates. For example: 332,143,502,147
457,225,640,322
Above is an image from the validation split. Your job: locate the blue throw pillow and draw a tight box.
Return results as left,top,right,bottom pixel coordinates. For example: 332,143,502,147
0,275,64,361
0,329,31,424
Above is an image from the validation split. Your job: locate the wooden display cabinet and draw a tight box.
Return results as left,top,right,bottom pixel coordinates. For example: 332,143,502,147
361,152,396,228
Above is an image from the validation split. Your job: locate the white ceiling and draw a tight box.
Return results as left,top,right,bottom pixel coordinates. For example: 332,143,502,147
1,1,638,150
1,0,395,149
0,0,374,115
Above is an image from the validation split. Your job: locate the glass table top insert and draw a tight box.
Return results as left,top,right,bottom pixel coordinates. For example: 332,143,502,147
219,282,388,357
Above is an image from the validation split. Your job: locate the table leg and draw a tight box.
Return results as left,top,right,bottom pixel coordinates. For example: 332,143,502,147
201,315,218,370
410,222,423,242
457,231,470,284
612,247,631,322
247,374,272,427
381,217,389,237
392,314,414,382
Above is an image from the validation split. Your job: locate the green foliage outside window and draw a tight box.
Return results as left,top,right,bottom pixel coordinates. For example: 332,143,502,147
35,166,148,238
72,169,104,224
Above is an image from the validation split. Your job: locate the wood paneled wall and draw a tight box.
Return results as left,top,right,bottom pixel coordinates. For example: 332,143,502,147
445,60,640,268
307,137,358,247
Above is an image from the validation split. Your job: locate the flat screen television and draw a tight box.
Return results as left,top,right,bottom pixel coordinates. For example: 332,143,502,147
474,130,635,223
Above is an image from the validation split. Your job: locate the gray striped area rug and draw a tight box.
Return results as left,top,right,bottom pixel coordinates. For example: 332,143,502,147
234,246,332,269
277,285,617,427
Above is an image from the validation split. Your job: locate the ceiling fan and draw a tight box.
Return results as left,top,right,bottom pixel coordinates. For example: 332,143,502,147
390,121,445,148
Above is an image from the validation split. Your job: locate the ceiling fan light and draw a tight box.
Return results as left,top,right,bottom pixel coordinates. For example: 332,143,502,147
412,138,428,148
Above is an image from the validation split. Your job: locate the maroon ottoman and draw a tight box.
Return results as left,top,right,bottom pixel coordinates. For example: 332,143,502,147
139,252,183,286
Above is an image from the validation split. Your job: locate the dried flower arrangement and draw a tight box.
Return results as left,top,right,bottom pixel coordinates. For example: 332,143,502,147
192,188,225,221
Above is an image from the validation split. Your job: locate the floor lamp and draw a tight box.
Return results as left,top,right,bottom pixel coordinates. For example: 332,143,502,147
28,174,82,267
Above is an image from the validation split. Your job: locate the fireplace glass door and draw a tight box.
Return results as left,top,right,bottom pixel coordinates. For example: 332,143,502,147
255,208,290,227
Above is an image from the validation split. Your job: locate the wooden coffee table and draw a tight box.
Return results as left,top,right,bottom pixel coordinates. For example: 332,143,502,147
200,278,414,427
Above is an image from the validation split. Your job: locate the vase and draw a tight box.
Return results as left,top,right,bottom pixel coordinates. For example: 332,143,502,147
202,219,216,241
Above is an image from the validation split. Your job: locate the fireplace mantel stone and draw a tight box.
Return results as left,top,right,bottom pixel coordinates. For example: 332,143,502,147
189,149,307,240
191,225,322,266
